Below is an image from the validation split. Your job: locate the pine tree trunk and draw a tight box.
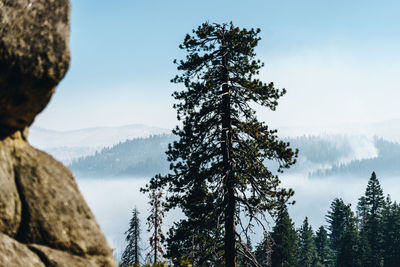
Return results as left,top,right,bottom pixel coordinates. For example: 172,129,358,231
154,196,158,264
134,223,139,266
221,36,237,267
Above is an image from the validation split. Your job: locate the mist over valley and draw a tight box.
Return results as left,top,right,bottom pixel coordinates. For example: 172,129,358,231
30,123,400,258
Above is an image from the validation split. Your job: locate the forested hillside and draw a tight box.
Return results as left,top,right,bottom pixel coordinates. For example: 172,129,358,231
311,138,400,177
69,134,175,177
69,134,400,178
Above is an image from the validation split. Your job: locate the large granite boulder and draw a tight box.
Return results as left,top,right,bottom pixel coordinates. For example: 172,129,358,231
0,0,70,136
0,0,116,266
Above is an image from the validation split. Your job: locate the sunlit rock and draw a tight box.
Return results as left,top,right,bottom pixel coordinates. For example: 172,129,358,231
0,0,116,265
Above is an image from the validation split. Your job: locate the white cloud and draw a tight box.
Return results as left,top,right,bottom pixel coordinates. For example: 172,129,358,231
256,46,400,129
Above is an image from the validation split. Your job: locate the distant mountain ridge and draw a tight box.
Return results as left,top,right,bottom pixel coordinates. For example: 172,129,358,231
69,134,175,177
277,119,400,143
29,123,400,178
310,138,400,178
29,124,170,164
68,134,399,178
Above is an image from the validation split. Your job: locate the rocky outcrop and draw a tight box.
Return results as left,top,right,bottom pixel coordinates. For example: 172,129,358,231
0,233,44,267
0,0,116,266
0,0,70,136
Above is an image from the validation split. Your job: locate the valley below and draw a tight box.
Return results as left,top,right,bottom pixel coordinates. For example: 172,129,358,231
30,124,400,261
75,173,400,261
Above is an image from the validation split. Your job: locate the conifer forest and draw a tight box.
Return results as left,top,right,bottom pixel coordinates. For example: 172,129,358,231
116,22,400,267
6,0,399,266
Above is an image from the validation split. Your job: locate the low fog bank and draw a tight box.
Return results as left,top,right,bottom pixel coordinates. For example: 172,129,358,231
75,177,182,260
281,174,400,230
276,119,400,144
29,122,400,178
76,173,400,258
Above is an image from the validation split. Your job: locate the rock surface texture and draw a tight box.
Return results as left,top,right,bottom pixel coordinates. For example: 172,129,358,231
0,0,116,266
0,0,70,136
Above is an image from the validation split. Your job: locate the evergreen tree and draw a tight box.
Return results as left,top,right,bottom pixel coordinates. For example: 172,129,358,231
146,189,165,264
255,232,273,267
164,177,225,265
357,197,373,267
336,213,361,267
382,196,400,267
357,229,372,267
165,217,224,266
356,196,368,230
326,198,352,264
315,226,334,267
361,171,385,266
298,217,317,267
271,206,299,267
121,207,141,267
145,22,297,266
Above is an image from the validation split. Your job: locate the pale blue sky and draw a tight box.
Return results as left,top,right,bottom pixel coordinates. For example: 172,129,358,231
34,0,400,131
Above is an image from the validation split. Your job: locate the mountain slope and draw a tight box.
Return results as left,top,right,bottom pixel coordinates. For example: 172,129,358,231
68,134,396,178
29,124,170,164
69,134,175,177
311,138,400,178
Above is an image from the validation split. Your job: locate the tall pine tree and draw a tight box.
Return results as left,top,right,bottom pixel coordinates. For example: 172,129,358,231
122,207,141,267
145,22,297,266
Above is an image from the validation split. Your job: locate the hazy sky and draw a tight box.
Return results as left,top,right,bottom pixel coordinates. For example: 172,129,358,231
33,0,400,131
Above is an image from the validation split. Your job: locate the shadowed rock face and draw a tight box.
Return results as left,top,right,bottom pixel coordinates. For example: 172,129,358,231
0,0,116,266
0,0,70,136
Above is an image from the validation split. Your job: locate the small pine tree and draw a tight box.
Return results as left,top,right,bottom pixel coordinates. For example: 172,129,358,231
336,213,361,267
315,226,334,267
122,207,141,267
382,196,400,267
298,217,317,267
363,171,385,266
255,232,273,267
147,189,165,264
271,206,299,267
326,198,352,262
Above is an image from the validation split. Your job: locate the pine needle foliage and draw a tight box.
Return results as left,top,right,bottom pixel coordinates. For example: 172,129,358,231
298,217,317,267
145,21,297,267
315,226,334,267
363,171,385,266
270,206,299,267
